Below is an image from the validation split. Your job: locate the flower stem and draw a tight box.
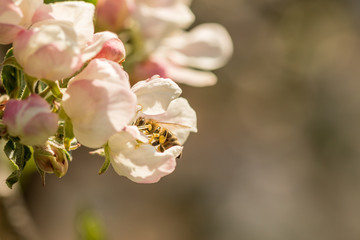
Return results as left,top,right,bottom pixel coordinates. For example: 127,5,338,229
41,79,63,99
24,74,38,94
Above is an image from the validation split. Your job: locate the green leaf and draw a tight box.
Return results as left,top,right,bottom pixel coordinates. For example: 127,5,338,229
1,65,18,97
4,140,19,170
1,48,28,99
1,49,20,98
44,0,97,5
2,56,22,69
4,140,32,188
6,170,22,188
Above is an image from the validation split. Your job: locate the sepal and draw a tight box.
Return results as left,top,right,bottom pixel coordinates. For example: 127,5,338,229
98,144,110,175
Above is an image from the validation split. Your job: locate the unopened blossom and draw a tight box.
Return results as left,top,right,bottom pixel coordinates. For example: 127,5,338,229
92,31,126,63
62,58,137,148
3,94,58,146
135,23,233,87
13,2,122,81
13,21,84,81
108,76,197,183
0,0,42,44
33,143,68,178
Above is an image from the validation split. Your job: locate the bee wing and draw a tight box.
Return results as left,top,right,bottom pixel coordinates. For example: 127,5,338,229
156,122,191,132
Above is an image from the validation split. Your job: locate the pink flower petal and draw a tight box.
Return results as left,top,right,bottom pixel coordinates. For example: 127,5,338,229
164,23,233,70
13,21,83,81
3,94,58,146
83,31,125,63
62,59,137,148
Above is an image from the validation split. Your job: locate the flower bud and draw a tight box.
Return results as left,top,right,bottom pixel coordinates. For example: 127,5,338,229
3,94,58,146
13,21,83,81
92,32,126,63
33,143,68,178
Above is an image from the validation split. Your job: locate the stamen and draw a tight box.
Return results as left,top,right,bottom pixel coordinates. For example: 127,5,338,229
159,135,166,144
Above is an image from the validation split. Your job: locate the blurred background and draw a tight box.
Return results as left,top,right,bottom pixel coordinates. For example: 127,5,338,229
3,0,360,239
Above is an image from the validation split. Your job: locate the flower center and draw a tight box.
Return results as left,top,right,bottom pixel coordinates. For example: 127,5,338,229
133,117,181,154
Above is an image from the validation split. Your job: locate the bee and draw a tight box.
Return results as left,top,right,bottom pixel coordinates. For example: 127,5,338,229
133,117,186,158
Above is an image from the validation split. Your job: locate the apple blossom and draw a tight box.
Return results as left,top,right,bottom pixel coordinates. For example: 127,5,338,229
135,23,233,87
0,0,229,187
2,94,58,146
62,58,137,148
163,23,233,70
0,0,42,44
13,1,125,81
108,76,197,183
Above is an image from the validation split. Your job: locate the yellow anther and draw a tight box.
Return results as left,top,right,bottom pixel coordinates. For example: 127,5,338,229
159,135,166,144
135,140,143,149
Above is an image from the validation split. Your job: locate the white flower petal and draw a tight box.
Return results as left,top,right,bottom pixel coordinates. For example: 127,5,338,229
164,23,233,70
0,0,23,25
134,0,194,33
18,0,42,27
108,131,182,183
143,97,197,145
131,76,182,115
123,125,148,143
133,0,194,51
165,64,218,87
32,1,95,46
0,0,42,44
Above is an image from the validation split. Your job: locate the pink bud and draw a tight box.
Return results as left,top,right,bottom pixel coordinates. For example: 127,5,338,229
92,32,126,63
13,21,83,81
3,94,58,146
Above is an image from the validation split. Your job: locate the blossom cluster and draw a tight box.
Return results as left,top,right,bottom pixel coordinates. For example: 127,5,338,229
0,0,231,188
